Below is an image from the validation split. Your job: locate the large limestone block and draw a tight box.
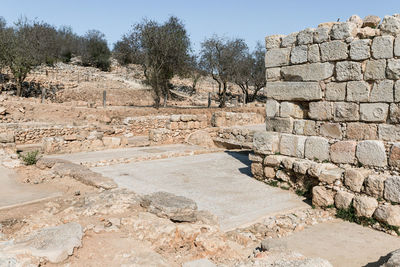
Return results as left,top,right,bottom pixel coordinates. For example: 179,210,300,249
378,124,400,141
304,136,330,161
0,132,15,143
370,80,394,102
265,117,294,133
335,190,354,209
308,44,321,63
374,204,400,227
395,36,400,56
371,36,394,59
387,59,400,80
335,61,362,81
390,103,400,123
356,140,387,167
347,15,363,27
344,168,370,192
313,27,330,43
312,186,335,207
266,99,280,117
384,176,400,203
320,40,348,61
265,82,322,101
346,122,378,140
396,81,400,102
360,103,389,122
350,39,371,60
279,134,307,158
364,174,386,198
320,123,342,139
280,102,304,118
326,82,346,101
253,131,280,155
353,195,378,218
297,28,315,45
290,45,308,64
281,62,334,81
364,59,387,80
330,22,357,40
346,81,370,102
266,67,281,81
319,167,344,184
265,34,284,49
333,102,359,121
308,101,333,120
389,143,400,168
186,130,215,148
281,32,298,47
265,48,291,68
380,15,400,35
330,141,357,164
293,120,317,136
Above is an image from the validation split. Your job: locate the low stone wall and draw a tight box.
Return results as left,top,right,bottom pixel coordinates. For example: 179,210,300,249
213,125,264,149
211,112,264,127
123,115,171,135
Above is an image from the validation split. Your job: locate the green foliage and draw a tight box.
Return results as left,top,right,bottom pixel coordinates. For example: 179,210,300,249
280,186,290,190
81,30,111,71
20,150,40,165
295,189,306,197
266,180,278,187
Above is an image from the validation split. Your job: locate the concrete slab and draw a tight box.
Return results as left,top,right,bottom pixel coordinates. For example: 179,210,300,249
280,220,400,267
50,144,219,167
92,151,309,231
0,167,61,210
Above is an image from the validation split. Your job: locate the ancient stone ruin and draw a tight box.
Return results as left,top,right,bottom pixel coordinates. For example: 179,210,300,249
251,14,400,229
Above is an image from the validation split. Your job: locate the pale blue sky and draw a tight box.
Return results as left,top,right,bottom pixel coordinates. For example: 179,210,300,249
1,0,399,51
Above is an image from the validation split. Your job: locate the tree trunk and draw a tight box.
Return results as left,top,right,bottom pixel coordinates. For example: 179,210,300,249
218,82,227,108
16,82,22,97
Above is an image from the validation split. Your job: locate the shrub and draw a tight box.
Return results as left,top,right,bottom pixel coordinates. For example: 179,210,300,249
20,150,40,165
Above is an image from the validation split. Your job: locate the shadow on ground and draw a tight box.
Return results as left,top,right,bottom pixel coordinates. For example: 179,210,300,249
224,150,252,177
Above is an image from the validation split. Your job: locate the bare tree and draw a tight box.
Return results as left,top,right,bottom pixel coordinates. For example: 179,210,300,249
113,16,191,108
200,36,248,108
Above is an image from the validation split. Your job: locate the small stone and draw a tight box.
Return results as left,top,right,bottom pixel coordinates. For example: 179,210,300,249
304,136,330,162
371,36,394,59
312,186,335,207
264,167,276,178
330,141,357,164
363,15,381,28
276,170,290,182
335,190,354,209
356,140,387,167
335,61,362,81
384,176,400,203
357,27,380,39
353,195,378,218
365,175,386,198
347,15,363,28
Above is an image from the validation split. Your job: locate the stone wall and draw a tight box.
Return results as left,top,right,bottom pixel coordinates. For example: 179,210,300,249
211,112,264,127
251,14,400,232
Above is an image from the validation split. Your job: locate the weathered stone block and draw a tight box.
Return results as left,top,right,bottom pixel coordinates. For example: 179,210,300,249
335,190,354,210
265,48,291,68
264,155,286,167
265,35,284,49
384,176,400,203
313,27,330,43
353,195,378,218
320,123,342,139
293,120,317,136
265,82,322,101
370,80,394,103
326,82,346,101
346,81,370,102
365,175,386,198
378,124,400,141
309,101,333,120
102,137,121,148
266,67,281,81
249,153,263,163
395,81,400,102
253,131,280,155
280,102,304,118
0,132,15,143
251,163,264,179
279,134,306,158
395,36,400,57
390,103,400,123
319,168,344,184
374,204,400,227
330,141,357,164
331,22,357,40
363,15,381,28
297,28,314,45
320,40,348,61
290,45,308,64
364,59,386,81
350,39,371,60
344,168,370,192
281,32,298,47
356,140,387,167
380,15,400,35
266,99,280,118
264,167,276,178
389,143,400,168
333,102,359,121
312,186,335,207
308,44,320,63
281,62,334,81
346,123,377,140
371,36,394,59
281,157,296,169
305,136,330,161
293,159,312,174
265,117,293,133
387,59,400,80
335,61,362,81
360,103,389,122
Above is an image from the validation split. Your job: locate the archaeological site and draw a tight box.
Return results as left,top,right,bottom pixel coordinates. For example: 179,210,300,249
1,5,400,267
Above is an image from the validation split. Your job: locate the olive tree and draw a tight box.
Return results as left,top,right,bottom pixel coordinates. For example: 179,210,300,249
200,36,248,108
81,30,111,71
113,16,191,108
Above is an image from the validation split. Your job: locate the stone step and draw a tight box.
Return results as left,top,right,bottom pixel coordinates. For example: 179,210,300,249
16,143,44,153
126,136,150,147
